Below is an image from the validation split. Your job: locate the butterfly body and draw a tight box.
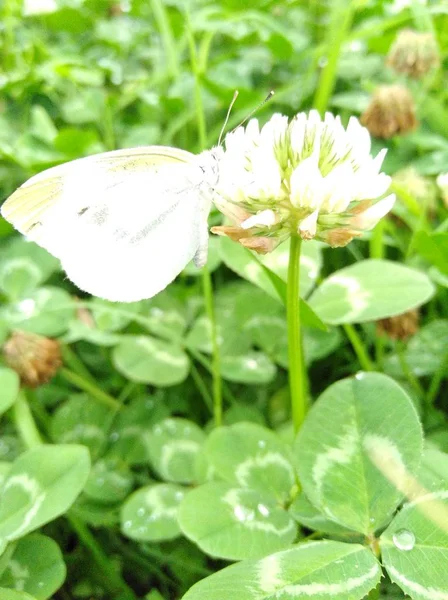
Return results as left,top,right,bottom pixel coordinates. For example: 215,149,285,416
1,145,223,302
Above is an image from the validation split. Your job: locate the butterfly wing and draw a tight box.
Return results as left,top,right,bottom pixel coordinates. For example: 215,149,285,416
1,146,214,302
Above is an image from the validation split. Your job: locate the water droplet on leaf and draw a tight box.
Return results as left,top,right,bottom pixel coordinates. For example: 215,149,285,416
393,529,415,551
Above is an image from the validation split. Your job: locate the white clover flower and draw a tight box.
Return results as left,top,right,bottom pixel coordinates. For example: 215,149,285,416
436,172,448,208
212,110,395,252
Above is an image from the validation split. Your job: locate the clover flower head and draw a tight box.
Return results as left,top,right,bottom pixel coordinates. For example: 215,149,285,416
387,29,440,78
212,110,395,251
3,330,62,387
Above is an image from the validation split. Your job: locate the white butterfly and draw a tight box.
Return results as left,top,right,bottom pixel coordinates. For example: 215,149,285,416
1,145,223,302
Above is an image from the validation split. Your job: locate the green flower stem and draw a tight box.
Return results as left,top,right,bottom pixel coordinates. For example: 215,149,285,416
313,1,357,114
188,348,236,406
396,341,425,398
61,344,97,384
370,220,386,367
150,0,179,78
287,235,307,432
343,324,374,372
60,367,121,411
68,515,137,600
190,361,214,414
426,350,448,406
369,219,385,260
12,390,43,449
186,15,223,427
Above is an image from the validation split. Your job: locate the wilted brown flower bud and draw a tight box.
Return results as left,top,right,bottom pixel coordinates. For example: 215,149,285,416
2,331,62,388
377,309,419,341
387,29,440,78
361,85,418,139
108,3,123,16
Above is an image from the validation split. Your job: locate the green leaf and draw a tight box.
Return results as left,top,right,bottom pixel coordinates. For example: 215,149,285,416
309,260,435,324
182,541,381,600
417,447,448,490
178,482,297,560
140,293,187,341
0,288,75,337
51,394,114,458
84,458,133,504
88,298,142,332
205,423,296,503
107,396,169,466
219,237,321,299
0,239,59,282
221,352,277,384
289,494,356,536
112,335,190,386
380,491,448,600
0,258,44,300
0,368,19,416
294,373,423,534
385,320,448,378
414,232,448,275
121,483,186,542
0,445,90,543
0,533,65,600
0,590,36,600
146,418,205,484
218,238,326,329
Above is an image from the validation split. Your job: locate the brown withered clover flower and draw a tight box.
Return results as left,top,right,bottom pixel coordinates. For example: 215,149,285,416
3,331,62,388
377,309,419,341
387,29,440,79
361,85,417,139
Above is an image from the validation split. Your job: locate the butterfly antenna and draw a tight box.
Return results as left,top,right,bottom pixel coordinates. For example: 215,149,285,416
218,90,239,147
229,90,275,135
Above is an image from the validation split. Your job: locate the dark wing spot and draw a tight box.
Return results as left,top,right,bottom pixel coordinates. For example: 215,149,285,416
26,221,42,233
78,207,89,216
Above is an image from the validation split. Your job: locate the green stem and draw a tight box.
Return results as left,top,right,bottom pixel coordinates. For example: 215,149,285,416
60,367,121,411
61,344,97,384
150,0,179,78
190,361,213,414
369,219,385,260
287,235,307,432
186,15,223,426
186,15,207,150
396,342,425,398
188,348,236,406
426,351,448,406
202,269,223,427
343,324,374,372
313,1,357,114
67,515,137,600
12,390,43,449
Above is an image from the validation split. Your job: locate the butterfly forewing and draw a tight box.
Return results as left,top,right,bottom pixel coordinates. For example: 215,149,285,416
1,146,219,301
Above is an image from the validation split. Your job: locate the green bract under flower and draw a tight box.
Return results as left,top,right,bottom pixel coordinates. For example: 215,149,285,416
212,110,395,252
